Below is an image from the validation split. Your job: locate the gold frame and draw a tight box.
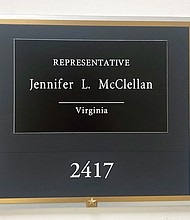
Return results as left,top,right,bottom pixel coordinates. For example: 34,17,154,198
0,19,189,204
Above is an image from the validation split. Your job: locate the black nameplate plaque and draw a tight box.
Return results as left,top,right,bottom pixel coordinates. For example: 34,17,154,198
14,39,167,133
0,20,189,203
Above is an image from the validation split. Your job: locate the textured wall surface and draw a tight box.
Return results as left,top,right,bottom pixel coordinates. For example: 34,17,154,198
0,0,189,17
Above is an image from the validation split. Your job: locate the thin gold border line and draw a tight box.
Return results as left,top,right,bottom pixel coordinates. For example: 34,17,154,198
0,19,189,26
0,20,189,204
0,196,190,204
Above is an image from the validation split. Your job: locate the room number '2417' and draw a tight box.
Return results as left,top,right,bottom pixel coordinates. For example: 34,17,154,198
70,161,114,179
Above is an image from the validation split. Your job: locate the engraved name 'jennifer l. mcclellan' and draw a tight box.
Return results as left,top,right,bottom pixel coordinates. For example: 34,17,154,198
29,78,153,91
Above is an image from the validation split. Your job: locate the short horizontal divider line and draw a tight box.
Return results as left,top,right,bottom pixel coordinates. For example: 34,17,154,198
58,102,125,104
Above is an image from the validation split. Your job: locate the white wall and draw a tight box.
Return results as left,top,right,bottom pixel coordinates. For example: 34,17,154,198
0,0,189,18
0,0,190,219
0,203,190,220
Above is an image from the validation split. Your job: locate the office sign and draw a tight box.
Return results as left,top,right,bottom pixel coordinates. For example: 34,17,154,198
0,20,189,204
14,39,167,133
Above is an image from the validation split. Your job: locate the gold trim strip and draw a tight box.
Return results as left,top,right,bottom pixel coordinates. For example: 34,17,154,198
0,196,190,204
0,19,189,26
